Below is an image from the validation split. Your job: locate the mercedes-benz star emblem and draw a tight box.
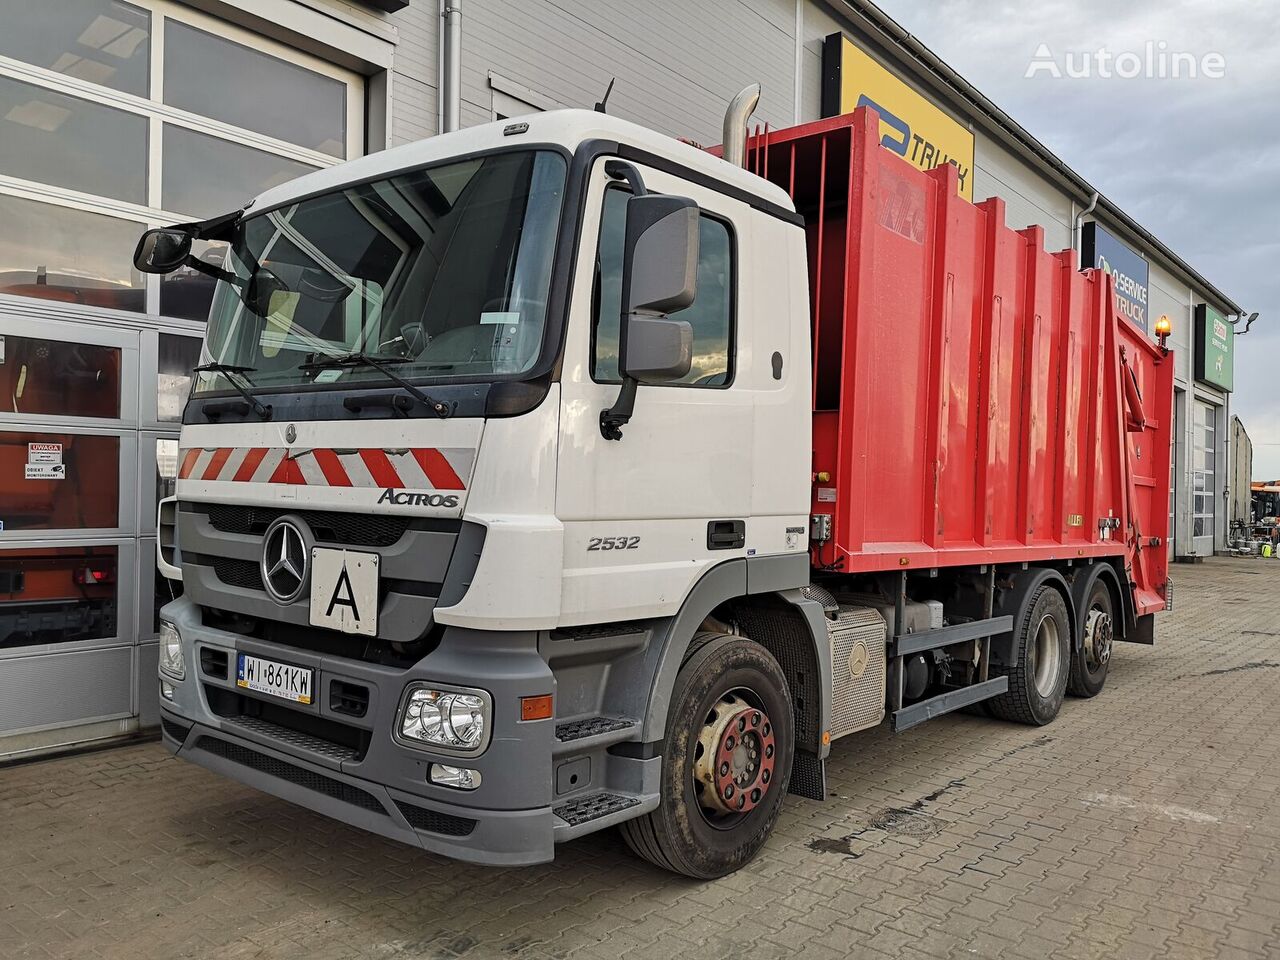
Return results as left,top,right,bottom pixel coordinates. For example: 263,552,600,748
260,517,309,604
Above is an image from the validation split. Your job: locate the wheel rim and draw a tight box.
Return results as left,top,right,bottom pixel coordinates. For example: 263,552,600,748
1032,614,1062,697
693,690,777,823
1083,606,1113,670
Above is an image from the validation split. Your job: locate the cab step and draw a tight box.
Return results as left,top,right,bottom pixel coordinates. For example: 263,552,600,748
555,715,636,742
554,791,641,827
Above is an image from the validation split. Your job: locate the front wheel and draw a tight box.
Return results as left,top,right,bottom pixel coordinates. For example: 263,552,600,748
620,633,794,878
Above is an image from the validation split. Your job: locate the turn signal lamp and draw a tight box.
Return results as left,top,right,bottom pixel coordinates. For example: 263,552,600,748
520,694,553,721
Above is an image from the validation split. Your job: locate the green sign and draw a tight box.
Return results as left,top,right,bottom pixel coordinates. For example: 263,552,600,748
1194,304,1234,391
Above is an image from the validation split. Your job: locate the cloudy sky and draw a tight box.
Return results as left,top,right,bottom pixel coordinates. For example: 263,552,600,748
873,0,1280,478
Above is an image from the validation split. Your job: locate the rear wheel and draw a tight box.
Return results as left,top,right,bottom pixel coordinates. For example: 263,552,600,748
620,633,794,878
987,585,1070,725
1067,578,1114,697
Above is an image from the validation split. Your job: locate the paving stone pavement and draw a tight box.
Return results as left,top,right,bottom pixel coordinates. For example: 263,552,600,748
2,557,1279,960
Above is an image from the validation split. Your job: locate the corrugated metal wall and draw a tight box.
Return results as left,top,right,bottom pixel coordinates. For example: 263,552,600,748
388,0,801,147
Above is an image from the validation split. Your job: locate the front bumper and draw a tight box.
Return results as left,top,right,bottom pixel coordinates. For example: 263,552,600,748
157,596,557,866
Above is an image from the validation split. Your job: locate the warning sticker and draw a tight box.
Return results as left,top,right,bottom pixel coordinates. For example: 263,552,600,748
28,442,62,465
25,463,66,480
26,442,65,480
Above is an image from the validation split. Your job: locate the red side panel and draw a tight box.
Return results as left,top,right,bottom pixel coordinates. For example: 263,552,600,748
749,109,1172,613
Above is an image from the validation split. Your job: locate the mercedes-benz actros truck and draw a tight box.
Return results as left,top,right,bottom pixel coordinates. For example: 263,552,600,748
141,89,1172,879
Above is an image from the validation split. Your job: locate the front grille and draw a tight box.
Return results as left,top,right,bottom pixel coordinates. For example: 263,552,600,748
212,558,264,591
394,801,477,837
161,717,190,743
196,736,387,815
204,504,411,548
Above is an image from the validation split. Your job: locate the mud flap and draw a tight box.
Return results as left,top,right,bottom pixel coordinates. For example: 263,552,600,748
788,750,826,800
1119,612,1155,645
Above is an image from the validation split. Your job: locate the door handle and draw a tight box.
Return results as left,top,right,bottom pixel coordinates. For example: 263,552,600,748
707,520,746,550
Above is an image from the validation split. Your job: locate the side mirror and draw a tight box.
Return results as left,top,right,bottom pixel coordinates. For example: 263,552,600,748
133,228,193,274
622,316,693,383
245,267,290,318
622,193,699,316
601,190,701,440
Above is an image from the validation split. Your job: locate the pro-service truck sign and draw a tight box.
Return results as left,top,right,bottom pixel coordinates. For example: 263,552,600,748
1195,303,1234,391
822,34,975,200
1081,222,1150,333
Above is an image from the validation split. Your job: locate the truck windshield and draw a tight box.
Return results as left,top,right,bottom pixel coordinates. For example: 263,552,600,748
194,149,567,396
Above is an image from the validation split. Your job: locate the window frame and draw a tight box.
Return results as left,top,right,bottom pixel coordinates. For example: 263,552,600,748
0,421,139,539
589,182,739,390
0,0,363,317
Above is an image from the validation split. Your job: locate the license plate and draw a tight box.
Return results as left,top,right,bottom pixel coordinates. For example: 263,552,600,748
309,547,379,637
236,654,313,705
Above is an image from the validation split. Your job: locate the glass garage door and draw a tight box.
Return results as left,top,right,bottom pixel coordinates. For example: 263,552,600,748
1192,400,1217,555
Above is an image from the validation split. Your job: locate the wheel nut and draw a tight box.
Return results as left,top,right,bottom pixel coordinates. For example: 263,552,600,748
737,717,746,732
724,784,734,799
725,735,735,750
763,769,771,784
719,761,729,776
765,744,774,758
751,712,761,726
751,788,761,803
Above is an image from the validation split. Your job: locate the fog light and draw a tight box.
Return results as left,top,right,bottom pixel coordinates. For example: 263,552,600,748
397,684,491,754
430,764,482,790
160,679,175,701
158,621,184,680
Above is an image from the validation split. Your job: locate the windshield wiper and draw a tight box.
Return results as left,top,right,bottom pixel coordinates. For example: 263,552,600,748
299,353,451,418
193,362,272,420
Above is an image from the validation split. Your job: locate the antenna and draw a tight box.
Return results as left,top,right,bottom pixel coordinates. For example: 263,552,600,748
594,78,616,114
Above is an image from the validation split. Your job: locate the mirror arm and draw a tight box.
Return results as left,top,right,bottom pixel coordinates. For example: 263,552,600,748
604,159,647,197
599,376,638,441
182,254,240,287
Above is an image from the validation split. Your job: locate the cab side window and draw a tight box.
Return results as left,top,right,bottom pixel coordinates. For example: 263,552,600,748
592,186,735,386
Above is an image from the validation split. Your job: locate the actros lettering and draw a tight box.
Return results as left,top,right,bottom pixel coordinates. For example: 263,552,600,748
377,488,460,508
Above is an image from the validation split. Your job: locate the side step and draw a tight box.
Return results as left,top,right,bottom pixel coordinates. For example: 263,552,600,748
891,677,1008,733
552,790,657,842
554,791,641,826
553,715,639,755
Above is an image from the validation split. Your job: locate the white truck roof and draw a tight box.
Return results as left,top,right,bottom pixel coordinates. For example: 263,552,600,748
246,108,796,217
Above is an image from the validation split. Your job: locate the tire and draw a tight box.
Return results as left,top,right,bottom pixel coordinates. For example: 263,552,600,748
619,633,794,878
1067,578,1114,698
986,585,1071,725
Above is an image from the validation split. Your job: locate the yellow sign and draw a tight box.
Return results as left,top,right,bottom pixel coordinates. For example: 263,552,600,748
822,35,975,200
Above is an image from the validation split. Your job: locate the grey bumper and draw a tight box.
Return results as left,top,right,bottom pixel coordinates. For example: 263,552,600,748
157,596,558,867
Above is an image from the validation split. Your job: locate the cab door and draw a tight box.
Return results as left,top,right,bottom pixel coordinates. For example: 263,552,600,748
555,158,759,625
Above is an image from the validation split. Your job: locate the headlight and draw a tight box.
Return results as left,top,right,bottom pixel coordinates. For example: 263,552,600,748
397,685,491,754
158,621,184,680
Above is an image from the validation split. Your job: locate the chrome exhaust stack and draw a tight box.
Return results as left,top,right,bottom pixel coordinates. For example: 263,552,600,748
721,83,761,168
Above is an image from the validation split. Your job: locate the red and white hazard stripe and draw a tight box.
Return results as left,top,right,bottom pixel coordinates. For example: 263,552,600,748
177,446,471,489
